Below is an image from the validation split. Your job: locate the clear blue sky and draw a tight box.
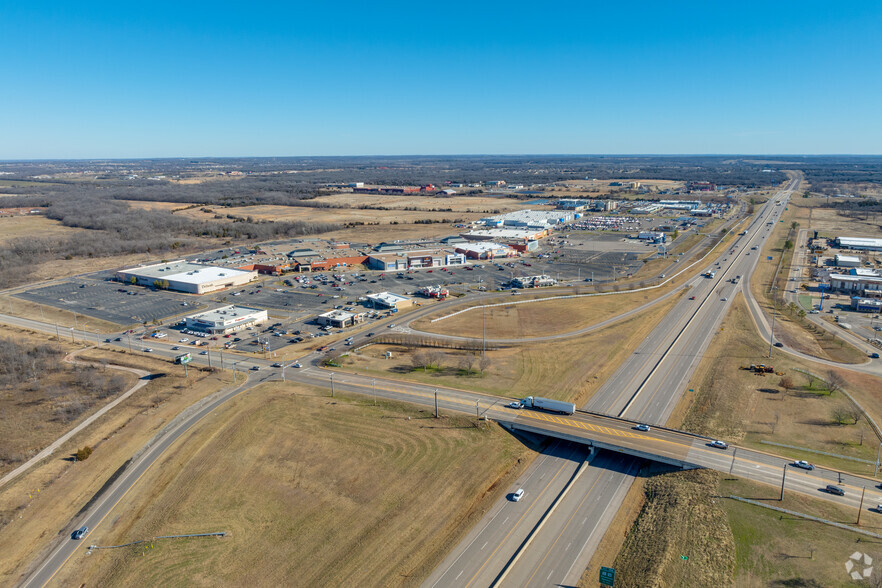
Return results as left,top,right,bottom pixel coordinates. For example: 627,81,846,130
2,1,881,158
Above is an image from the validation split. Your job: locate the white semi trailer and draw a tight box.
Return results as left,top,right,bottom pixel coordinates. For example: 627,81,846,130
521,396,576,415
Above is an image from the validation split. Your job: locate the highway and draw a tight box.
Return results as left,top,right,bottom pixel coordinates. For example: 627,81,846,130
427,177,805,586
10,176,880,587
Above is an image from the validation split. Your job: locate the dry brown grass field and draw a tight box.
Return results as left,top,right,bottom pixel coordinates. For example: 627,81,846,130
0,215,80,246
413,288,671,339
313,192,544,212
0,346,229,586
58,384,535,588
0,330,137,476
675,294,882,475
0,295,124,332
336,292,683,405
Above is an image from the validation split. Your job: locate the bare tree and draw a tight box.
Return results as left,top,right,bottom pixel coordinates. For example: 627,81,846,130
826,370,846,395
479,355,492,374
410,350,429,371
458,354,476,375
847,407,863,426
778,376,794,391
830,406,849,425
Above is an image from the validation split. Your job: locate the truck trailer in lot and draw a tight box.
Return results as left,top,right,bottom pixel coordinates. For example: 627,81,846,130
521,396,576,415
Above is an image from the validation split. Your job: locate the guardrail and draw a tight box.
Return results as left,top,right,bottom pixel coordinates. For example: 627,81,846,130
759,440,875,465
89,531,227,550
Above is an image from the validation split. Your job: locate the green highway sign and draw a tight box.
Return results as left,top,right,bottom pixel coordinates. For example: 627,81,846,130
600,566,615,586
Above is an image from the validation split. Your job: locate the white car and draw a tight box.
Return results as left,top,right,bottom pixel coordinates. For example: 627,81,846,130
709,440,729,449
179,338,189,343
634,424,651,432
512,488,525,502
792,460,815,471
507,401,523,409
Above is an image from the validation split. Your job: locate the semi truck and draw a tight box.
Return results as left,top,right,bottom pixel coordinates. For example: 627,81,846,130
521,396,576,415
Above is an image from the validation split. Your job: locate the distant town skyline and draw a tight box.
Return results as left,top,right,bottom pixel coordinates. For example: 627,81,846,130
2,1,881,159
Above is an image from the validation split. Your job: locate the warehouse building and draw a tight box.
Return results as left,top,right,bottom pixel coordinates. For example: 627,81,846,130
365,292,413,310
835,237,882,252
834,254,862,268
828,273,882,296
117,261,257,294
184,305,268,335
852,297,882,313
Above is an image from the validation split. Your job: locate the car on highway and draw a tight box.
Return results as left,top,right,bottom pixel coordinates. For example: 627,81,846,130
634,424,651,432
871,353,880,359
199,350,208,355
507,401,523,409
179,338,189,343
293,362,302,368
825,484,845,496
689,296,696,300
721,297,728,301
171,346,180,350
271,362,283,368
792,460,815,470
511,488,525,502
143,347,153,352
774,342,783,348
709,440,729,449
250,366,260,371
71,525,89,540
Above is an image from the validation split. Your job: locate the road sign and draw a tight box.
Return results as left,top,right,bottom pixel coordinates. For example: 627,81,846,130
767,256,773,260
175,353,192,365
600,566,616,586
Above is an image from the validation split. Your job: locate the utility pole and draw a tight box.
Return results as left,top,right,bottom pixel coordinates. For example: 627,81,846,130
55,322,60,340
858,486,867,526
729,447,737,475
780,463,787,501
475,400,480,419
330,374,335,397
434,388,439,418
768,286,778,359
482,305,486,357
372,378,376,405
875,442,882,476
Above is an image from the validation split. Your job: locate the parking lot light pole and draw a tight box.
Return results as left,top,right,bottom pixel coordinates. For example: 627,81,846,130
779,463,787,501
372,379,376,405
434,389,439,418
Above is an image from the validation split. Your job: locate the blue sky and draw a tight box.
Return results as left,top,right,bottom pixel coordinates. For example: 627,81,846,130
2,1,881,158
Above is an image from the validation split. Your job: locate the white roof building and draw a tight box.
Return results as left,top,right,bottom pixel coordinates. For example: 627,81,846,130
836,237,882,251
117,260,256,294
365,292,412,310
184,305,267,334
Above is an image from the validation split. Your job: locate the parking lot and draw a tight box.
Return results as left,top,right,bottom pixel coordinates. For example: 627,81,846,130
14,279,208,325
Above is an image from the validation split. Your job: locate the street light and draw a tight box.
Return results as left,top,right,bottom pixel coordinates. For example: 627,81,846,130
330,373,335,397
372,378,376,405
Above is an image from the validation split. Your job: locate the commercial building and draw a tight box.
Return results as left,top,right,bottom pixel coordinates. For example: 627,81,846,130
365,292,413,310
477,209,574,229
184,305,268,334
316,309,365,328
511,275,557,288
835,237,882,252
828,273,882,296
288,247,369,271
116,261,257,294
366,251,466,271
352,186,421,195
638,232,666,243
455,242,516,260
462,228,548,242
852,297,882,313
834,254,862,268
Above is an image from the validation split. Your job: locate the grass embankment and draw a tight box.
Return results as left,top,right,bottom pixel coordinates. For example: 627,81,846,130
0,346,228,586
750,199,865,364
335,292,684,404
60,384,535,587
587,468,882,587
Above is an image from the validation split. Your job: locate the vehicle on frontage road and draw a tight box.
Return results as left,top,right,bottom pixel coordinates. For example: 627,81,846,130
520,396,576,415
634,424,651,432
709,440,729,449
792,460,815,470
507,401,523,409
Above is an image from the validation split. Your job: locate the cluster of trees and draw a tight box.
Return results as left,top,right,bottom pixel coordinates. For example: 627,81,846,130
0,337,65,386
